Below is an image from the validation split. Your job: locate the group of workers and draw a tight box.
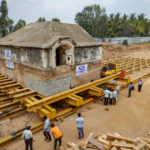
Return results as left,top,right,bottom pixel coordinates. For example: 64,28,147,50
104,88,117,105
104,84,119,105
22,78,144,150
22,112,84,150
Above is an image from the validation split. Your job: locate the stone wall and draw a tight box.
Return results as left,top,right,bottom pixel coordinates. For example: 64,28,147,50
74,46,102,64
26,75,71,96
0,46,49,70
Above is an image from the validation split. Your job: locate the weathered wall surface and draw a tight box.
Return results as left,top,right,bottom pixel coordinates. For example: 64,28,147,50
0,58,101,96
74,46,102,64
26,75,71,96
0,46,50,70
0,45,102,96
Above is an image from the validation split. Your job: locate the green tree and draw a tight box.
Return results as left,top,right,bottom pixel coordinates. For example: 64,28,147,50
14,19,26,31
8,18,14,33
0,0,8,37
75,4,108,38
52,18,60,22
37,17,46,22
75,4,150,38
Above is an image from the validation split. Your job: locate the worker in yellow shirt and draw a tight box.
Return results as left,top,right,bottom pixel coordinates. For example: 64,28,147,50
50,123,62,150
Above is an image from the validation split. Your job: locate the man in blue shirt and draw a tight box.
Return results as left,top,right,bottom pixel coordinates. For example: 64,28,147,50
76,113,84,139
43,116,51,141
128,82,134,97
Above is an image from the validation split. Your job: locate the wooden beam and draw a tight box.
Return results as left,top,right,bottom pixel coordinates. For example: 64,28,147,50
107,133,137,144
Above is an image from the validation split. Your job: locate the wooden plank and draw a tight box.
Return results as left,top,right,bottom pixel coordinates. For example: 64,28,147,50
111,147,117,150
83,132,94,150
88,138,104,150
97,137,110,146
135,143,145,150
110,141,135,149
137,137,150,144
120,148,132,150
66,142,79,150
107,133,136,144
140,140,150,149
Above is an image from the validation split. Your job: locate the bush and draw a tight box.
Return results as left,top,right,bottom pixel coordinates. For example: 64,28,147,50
122,40,128,46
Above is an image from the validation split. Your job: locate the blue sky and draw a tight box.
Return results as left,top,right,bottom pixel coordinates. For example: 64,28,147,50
6,0,150,24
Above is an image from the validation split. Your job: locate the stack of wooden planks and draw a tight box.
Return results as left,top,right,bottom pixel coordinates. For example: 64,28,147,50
65,132,150,150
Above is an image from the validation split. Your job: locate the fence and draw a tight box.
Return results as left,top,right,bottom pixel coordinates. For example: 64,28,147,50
95,37,150,44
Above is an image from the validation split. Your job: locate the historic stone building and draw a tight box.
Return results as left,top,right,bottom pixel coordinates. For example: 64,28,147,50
0,21,102,96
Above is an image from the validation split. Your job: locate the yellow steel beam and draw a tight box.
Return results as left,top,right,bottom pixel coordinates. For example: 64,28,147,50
0,79,12,83
0,77,8,80
0,83,22,92
13,91,37,101
0,101,19,112
25,73,121,111
56,107,74,118
67,94,83,107
0,107,26,120
88,87,103,96
0,81,16,86
0,122,43,147
8,88,30,98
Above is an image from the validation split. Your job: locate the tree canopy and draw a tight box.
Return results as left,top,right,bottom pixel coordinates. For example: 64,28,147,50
0,0,9,37
14,19,26,31
37,17,46,22
75,4,150,38
52,18,60,22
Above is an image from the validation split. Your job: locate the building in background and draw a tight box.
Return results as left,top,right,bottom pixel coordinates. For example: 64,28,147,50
0,21,102,96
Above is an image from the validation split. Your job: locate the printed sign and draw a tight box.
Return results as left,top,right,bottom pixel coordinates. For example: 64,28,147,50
76,64,88,76
5,50,11,60
5,60,14,70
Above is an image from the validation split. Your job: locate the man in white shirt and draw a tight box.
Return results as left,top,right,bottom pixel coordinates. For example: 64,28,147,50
113,90,117,105
43,116,51,141
76,113,84,139
109,90,113,105
116,84,120,100
138,79,143,92
104,88,109,105
22,126,33,150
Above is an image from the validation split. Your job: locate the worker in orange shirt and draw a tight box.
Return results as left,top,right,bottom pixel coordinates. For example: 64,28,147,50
50,123,63,150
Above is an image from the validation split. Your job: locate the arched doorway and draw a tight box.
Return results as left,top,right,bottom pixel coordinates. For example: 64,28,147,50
55,44,73,67
51,39,75,69
56,46,66,66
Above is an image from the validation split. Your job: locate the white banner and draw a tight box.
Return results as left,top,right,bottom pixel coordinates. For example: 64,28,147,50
5,50,11,60
5,60,14,69
76,64,88,76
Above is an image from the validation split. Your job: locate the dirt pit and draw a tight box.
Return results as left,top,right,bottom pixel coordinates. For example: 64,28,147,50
2,77,150,150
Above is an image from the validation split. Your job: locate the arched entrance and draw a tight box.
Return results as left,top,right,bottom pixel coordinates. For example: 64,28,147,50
56,46,66,66
51,39,75,68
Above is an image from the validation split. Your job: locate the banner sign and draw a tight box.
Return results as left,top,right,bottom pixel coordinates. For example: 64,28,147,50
5,60,14,70
5,50,11,60
76,64,88,76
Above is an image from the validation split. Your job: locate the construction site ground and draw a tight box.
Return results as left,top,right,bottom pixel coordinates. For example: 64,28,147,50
1,42,150,150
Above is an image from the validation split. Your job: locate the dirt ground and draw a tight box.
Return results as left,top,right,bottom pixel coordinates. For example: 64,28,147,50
1,77,150,150
102,42,150,59
1,42,150,150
